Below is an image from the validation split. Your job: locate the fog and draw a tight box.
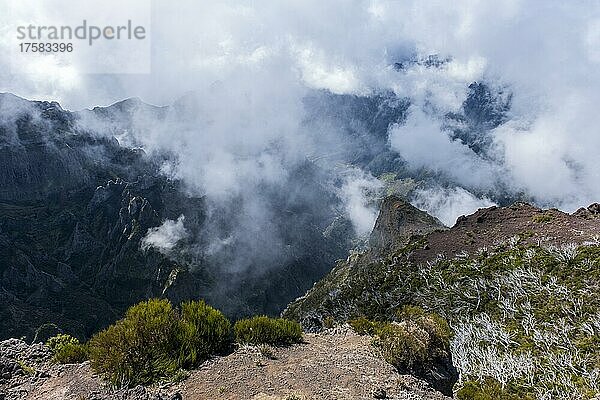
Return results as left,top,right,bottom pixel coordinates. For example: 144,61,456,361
2,0,599,235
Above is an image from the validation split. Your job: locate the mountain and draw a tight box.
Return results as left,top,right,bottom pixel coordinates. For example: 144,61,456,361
0,93,351,341
369,195,447,253
284,198,600,398
4,196,597,399
0,78,518,342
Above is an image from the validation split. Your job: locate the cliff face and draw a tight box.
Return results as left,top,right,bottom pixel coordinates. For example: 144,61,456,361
0,174,205,339
0,93,181,339
369,195,446,253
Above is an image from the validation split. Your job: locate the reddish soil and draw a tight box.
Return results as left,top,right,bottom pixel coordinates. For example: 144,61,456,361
410,203,600,264
179,327,449,400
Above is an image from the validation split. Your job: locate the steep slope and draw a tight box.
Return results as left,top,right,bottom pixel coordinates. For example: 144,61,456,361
369,195,446,253
0,93,183,340
284,198,600,398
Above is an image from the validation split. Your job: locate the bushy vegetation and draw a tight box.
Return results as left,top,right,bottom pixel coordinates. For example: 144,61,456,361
286,237,600,399
532,213,554,223
177,300,232,367
88,298,230,386
45,299,302,387
234,316,302,346
350,306,452,373
46,333,89,364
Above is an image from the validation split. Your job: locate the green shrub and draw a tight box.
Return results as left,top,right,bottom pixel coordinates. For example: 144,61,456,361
88,298,232,387
177,300,231,368
17,360,34,375
323,316,336,329
89,299,180,386
349,307,452,372
54,343,90,364
234,316,302,346
46,334,89,364
532,213,553,223
374,322,428,370
46,333,79,353
396,306,453,349
349,316,383,335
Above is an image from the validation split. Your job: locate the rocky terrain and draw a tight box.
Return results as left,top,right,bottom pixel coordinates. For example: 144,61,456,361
285,197,600,328
284,197,600,399
0,328,449,400
1,196,599,399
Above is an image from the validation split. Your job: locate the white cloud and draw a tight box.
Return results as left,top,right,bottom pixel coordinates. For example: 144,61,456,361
340,169,383,236
1,0,599,220
389,107,501,190
412,186,496,227
141,215,187,253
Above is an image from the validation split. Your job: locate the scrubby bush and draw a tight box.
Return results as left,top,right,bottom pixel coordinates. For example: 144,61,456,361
88,298,232,387
349,316,382,335
350,306,452,371
234,316,302,346
54,343,90,364
323,316,336,329
46,334,89,364
532,213,554,223
374,321,429,370
177,300,231,367
396,306,453,349
89,299,180,386
46,333,79,353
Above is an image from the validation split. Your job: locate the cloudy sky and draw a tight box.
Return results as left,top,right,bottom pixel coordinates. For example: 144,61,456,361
1,0,599,226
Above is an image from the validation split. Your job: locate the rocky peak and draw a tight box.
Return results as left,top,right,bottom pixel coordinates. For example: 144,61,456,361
574,203,600,219
369,195,446,253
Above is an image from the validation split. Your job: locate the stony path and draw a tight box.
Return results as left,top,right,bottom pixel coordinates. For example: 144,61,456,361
1,329,449,400
179,328,449,400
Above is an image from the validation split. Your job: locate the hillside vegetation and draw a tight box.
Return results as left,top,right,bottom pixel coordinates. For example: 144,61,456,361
284,200,600,399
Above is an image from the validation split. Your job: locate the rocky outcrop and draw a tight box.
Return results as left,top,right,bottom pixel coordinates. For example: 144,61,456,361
0,339,51,396
283,200,600,399
574,202,600,219
369,195,446,253
409,201,600,264
285,200,600,329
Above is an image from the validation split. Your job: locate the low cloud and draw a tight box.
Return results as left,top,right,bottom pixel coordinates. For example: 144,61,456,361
2,0,600,246
340,168,383,236
141,215,187,254
411,186,496,227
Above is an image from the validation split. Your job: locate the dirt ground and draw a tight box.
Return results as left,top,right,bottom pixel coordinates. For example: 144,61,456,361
410,202,600,263
14,328,449,400
180,327,448,400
